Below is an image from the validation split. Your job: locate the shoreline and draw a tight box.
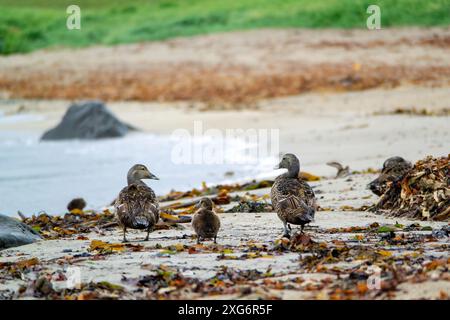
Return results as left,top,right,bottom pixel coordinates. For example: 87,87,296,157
1,85,449,216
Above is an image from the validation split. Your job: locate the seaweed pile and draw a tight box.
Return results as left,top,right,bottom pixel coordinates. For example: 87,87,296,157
158,180,273,202
373,155,449,221
22,210,117,239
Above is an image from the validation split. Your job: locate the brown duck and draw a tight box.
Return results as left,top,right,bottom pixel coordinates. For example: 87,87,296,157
192,197,221,244
115,164,160,242
271,153,317,238
368,156,412,196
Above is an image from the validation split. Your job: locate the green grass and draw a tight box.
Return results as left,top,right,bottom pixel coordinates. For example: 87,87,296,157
0,0,449,54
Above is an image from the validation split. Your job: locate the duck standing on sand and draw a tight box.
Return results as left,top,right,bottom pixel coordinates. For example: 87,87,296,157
192,197,221,244
115,164,160,242
368,156,412,196
271,153,317,238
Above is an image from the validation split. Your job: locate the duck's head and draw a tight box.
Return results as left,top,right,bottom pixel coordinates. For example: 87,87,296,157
127,164,159,185
195,197,214,210
274,153,300,176
382,156,411,172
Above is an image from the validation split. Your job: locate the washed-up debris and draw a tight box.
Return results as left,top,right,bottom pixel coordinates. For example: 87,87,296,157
0,257,41,277
120,264,275,299
22,208,182,239
22,210,117,239
17,278,129,300
299,172,321,181
327,161,350,178
372,155,449,221
226,194,273,213
226,201,273,213
374,107,450,117
88,240,144,254
159,211,192,223
158,180,273,202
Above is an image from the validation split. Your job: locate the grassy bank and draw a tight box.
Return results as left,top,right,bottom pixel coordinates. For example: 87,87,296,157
1,0,450,54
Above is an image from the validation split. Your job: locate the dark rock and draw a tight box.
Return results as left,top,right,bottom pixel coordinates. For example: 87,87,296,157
67,198,87,212
41,100,135,140
0,214,42,250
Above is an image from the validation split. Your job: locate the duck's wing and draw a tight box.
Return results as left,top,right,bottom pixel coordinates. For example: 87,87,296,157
115,184,159,228
272,177,316,212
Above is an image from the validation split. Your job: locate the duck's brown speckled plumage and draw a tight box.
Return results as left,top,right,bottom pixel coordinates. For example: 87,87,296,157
192,198,220,244
368,156,412,196
115,184,159,229
271,154,317,237
114,164,159,242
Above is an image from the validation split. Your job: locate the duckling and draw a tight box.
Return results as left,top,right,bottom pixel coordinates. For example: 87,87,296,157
192,197,220,244
368,157,412,196
67,198,86,212
271,153,317,238
115,164,160,242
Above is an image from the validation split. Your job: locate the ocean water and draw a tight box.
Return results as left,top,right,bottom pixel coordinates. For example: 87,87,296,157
0,125,277,216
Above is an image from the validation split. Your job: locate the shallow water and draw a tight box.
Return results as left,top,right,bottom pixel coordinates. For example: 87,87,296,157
0,128,277,216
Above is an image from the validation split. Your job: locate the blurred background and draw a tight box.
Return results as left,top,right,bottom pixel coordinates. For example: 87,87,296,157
1,0,449,55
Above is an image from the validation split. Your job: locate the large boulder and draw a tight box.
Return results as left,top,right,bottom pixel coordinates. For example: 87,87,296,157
41,100,135,140
0,214,42,250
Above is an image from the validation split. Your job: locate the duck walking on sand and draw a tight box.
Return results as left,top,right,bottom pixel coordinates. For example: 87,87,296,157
368,156,412,196
271,154,317,238
192,198,221,244
115,164,160,242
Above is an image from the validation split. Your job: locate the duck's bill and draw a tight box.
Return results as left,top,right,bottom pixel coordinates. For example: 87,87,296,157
147,172,159,180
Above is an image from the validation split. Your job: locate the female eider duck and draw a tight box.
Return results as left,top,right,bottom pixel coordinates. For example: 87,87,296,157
115,164,160,242
271,153,317,238
192,197,221,244
368,156,412,196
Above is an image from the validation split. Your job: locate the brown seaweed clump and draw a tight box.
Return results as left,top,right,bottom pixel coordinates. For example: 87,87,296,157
372,155,449,221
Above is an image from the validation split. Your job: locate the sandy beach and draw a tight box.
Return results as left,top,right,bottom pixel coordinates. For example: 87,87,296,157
0,173,449,300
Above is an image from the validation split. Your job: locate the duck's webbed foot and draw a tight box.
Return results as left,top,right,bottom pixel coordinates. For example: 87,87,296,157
282,222,291,239
214,236,217,244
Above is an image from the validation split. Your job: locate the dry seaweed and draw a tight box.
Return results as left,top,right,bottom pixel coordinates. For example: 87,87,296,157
372,155,449,221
